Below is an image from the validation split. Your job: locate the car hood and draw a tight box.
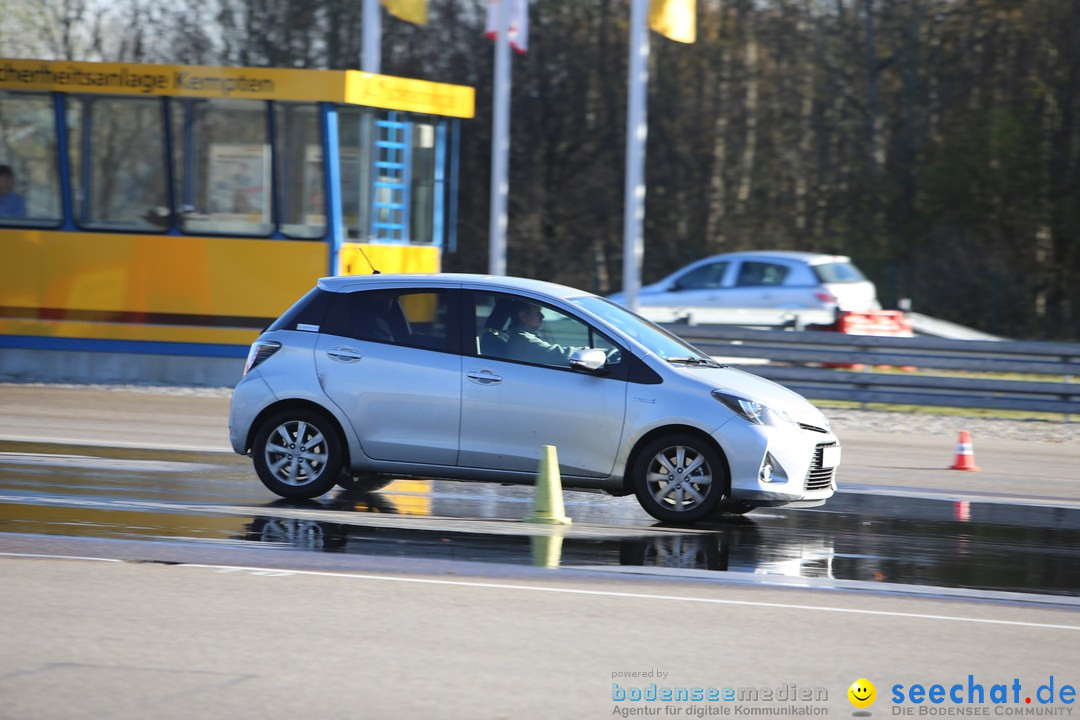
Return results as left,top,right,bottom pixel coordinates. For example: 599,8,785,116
638,280,671,295
672,363,831,428
607,281,670,304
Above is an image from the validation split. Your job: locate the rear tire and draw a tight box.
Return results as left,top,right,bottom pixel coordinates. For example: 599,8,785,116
252,410,343,499
631,434,729,524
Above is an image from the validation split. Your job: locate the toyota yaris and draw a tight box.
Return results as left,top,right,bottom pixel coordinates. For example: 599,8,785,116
229,274,839,524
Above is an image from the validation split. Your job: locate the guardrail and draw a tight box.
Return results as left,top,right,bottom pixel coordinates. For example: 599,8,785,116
662,324,1080,416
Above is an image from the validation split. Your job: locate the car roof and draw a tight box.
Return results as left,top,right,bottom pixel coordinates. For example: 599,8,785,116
316,273,594,300
695,250,851,264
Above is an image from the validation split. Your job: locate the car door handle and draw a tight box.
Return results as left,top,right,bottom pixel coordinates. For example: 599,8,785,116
327,346,362,363
466,370,503,385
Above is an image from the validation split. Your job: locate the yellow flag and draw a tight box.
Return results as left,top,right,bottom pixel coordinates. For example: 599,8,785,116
649,0,695,43
381,0,428,25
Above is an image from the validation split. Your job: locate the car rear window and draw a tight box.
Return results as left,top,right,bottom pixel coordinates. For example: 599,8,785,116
266,287,333,333
813,262,867,284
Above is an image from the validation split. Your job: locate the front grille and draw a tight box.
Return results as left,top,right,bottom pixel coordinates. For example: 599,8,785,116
805,443,837,491
799,423,829,434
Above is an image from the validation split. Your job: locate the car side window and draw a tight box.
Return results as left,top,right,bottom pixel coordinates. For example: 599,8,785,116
325,289,451,352
735,262,790,287
674,261,728,290
474,291,620,370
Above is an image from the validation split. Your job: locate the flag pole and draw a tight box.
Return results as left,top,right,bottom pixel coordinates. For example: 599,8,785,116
362,0,381,73
358,0,380,251
488,0,511,276
622,0,649,311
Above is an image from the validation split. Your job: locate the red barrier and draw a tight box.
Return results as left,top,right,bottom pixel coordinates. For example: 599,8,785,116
835,310,914,338
821,310,916,370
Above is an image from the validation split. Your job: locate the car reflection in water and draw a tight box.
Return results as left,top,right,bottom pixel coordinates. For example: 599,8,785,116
241,489,837,579
237,484,1080,597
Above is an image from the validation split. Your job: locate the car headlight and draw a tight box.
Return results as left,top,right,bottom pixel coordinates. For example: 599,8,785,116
712,390,794,426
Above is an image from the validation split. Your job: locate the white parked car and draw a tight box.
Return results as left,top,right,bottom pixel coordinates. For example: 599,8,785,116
609,251,880,312
229,273,840,524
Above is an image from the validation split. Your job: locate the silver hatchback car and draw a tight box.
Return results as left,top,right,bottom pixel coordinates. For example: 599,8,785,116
609,250,880,312
229,274,839,524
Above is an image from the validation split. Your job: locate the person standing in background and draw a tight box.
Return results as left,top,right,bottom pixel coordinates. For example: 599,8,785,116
0,165,27,218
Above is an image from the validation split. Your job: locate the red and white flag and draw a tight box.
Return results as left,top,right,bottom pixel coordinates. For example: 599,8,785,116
485,0,529,54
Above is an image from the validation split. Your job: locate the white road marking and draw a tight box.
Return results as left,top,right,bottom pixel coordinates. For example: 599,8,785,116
0,454,221,472
0,434,231,453
1,551,1077,631
0,551,123,563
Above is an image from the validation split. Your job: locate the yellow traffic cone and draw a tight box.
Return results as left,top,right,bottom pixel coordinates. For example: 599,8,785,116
525,445,572,525
530,532,566,568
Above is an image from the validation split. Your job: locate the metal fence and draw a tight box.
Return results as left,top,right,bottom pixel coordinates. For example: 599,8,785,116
663,324,1080,416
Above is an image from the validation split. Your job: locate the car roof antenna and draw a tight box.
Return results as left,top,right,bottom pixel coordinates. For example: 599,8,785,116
355,243,381,274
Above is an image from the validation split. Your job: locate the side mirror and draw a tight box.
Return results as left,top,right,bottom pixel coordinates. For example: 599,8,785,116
569,348,607,373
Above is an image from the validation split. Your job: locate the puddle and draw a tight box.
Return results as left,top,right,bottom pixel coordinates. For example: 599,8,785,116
3,445,1080,597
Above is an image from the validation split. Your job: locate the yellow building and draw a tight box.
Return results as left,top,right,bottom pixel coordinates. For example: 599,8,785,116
0,58,473,381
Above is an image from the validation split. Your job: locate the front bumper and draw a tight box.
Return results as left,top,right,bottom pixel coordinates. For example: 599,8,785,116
713,418,839,506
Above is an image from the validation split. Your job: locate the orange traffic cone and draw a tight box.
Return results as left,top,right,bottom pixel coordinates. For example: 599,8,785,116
949,431,980,471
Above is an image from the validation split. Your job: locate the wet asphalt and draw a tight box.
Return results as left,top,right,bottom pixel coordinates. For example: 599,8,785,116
2,439,1078,600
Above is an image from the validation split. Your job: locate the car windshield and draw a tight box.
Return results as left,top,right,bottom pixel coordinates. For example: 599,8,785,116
571,296,714,363
813,261,867,284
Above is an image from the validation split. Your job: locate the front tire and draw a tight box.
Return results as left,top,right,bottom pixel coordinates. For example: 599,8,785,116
714,500,754,516
632,434,729,524
336,472,394,493
252,410,343,499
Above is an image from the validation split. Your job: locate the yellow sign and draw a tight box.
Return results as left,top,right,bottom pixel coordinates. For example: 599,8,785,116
345,72,473,118
0,59,474,118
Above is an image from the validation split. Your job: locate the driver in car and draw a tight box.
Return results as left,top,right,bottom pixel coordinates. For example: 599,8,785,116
505,301,583,366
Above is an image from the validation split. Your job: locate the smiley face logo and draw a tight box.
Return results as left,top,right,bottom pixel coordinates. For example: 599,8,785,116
848,678,876,708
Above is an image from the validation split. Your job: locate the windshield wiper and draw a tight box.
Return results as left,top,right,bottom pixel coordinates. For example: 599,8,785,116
666,356,723,367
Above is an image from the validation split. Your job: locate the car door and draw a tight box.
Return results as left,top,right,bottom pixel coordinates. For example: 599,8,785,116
315,286,461,466
458,291,627,478
725,260,794,307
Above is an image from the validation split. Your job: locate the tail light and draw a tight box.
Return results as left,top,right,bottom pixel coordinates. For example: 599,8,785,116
243,340,281,376
814,291,838,304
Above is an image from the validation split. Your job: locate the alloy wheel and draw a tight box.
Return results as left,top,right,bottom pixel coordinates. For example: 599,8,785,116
644,444,713,513
263,419,330,487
